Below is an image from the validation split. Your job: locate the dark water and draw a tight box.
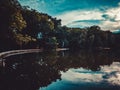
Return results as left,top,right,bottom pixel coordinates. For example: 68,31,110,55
0,50,120,90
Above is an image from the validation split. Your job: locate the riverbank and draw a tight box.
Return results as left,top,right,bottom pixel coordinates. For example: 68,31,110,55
0,48,69,59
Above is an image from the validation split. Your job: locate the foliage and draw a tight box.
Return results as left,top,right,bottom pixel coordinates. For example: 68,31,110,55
10,11,27,31
0,0,120,51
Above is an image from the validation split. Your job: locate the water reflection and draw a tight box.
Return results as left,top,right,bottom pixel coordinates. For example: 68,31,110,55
60,62,120,88
0,50,120,90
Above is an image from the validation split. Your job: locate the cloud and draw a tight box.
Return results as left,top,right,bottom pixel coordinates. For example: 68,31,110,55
67,20,101,28
100,21,120,31
104,5,120,21
100,4,120,30
56,9,103,26
56,2,120,31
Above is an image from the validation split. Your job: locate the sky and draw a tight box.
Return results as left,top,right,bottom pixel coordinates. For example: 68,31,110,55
18,0,120,31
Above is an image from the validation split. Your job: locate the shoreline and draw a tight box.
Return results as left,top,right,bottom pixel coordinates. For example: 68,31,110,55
0,48,69,59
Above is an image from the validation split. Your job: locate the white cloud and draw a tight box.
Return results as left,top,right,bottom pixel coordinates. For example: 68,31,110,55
56,4,120,31
105,5,120,21
100,5,120,31
56,10,103,26
100,21,120,31
67,21,99,28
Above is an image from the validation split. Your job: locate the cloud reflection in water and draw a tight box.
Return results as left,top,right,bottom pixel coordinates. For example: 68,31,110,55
41,62,120,90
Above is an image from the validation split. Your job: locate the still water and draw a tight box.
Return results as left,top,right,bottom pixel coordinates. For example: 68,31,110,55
0,50,120,90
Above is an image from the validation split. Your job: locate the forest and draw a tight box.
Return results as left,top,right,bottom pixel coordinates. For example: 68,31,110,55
0,0,120,51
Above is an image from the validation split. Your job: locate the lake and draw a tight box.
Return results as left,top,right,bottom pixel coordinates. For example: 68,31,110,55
0,50,120,90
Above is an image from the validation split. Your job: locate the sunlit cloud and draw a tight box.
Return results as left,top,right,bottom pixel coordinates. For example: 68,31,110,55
100,4,120,31
100,21,120,31
56,9,103,26
55,2,120,31
67,20,101,28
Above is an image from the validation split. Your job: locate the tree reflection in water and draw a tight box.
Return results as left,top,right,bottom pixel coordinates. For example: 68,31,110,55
0,50,120,90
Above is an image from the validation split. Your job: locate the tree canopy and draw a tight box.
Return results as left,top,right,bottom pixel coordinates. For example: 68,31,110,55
0,0,119,51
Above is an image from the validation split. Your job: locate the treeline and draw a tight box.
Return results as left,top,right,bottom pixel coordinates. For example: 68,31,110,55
0,0,120,51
